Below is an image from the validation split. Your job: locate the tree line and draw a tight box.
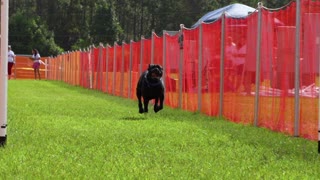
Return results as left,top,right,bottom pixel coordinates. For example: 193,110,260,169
8,0,291,56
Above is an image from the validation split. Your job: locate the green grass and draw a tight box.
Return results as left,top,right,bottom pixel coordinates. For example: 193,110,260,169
0,80,319,179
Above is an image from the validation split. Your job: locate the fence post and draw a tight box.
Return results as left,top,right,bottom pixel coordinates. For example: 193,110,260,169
45,58,48,80
294,0,301,137
219,12,226,117
178,24,184,109
318,36,320,153
98,43,103,91
113,42,117,95
128,40,133,98
254,3,263,127
162,30,167,90
61,52,64,82
151,30,155,64
139,36,145,76
198,24,203,112
106,44,110,94
120,41,125,97
89,47,93,89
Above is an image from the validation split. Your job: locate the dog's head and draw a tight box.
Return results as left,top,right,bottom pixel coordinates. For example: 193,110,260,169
147,64,163,81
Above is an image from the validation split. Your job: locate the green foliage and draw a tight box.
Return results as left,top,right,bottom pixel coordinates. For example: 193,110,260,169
8,0,294,55
9,11,63,56
90,3,123,45
1,80,319,179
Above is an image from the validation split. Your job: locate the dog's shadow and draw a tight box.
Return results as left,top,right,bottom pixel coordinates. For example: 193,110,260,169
119,116,148,121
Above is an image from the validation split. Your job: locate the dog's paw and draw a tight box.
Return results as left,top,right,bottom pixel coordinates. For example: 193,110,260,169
139,108,144,114
154,106,162,113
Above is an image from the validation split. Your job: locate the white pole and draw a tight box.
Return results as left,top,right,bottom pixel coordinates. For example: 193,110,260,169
162,30,166,89
120,41,125,97
128,40,133,98
178,24,184,109
0,0,9,146
294,0,301,137
106,44,109,93
254,2,263,127
112,42,116,95
151,30,154,65
198,24,203,112
219,13,225,117
317,36,320,153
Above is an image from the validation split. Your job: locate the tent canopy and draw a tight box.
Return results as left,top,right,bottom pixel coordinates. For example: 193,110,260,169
192,3,256,28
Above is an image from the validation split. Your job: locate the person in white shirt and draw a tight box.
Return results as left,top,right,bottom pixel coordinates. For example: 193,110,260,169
30,49,42,80
7,45,16,80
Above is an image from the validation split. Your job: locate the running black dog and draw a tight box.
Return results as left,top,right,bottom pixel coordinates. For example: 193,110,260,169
136,64,164,113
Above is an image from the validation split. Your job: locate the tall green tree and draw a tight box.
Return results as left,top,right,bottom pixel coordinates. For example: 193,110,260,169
9,12,63,56
90,3,123,45
8,0,294,55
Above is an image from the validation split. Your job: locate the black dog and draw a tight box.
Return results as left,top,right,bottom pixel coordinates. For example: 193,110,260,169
136,64,164,113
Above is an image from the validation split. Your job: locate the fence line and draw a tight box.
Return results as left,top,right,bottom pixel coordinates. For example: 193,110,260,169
45,0,319,142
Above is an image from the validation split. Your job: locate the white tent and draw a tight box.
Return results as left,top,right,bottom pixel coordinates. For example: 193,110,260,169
192,3,256,28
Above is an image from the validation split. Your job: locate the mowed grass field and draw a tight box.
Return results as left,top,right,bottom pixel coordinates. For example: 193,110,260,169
0,80,319,179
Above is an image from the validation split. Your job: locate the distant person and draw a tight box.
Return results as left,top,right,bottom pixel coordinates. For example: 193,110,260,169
224,36,237,91
30,49,41,80
7,45,16,80
233,37,246,91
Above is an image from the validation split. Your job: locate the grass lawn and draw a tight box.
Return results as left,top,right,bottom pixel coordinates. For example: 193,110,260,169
0,80,319,179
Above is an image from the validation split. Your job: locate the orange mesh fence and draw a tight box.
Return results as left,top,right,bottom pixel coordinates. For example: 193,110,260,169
153,32,163,66
106,46,114,94
299,1,320,140
164,32,180,108
142,38,152,71
222,16,252,124
201,20,222,116
129,41,141,100
45,0,319,141
114,44,122,96
14,55,46,79
122,43,131,98
182,27,199,112
100,48,107,93
257,9,282,132
80,51,90,88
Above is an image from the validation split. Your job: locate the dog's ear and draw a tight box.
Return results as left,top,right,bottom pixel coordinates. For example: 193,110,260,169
148,64,154,71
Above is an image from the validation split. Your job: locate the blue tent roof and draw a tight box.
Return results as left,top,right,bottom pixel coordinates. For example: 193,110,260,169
192,3,256,28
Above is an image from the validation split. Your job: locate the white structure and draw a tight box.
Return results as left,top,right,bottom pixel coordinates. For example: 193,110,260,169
0,0,9,146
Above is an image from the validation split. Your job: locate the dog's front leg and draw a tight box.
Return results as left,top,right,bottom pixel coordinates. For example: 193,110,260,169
137,91,144,113
138,98,144,113
154,94,164,113
154,98,159,113
158,93,164,112
143,98,149,113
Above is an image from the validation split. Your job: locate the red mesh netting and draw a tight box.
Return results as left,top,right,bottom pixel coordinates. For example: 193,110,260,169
201,20,222,116
141,38,152,71
130,41,141,100
182,27,199,112
106,46,114,94
153,33,163,66
164,32,180,108
114,44,122,96
121,43,131,98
